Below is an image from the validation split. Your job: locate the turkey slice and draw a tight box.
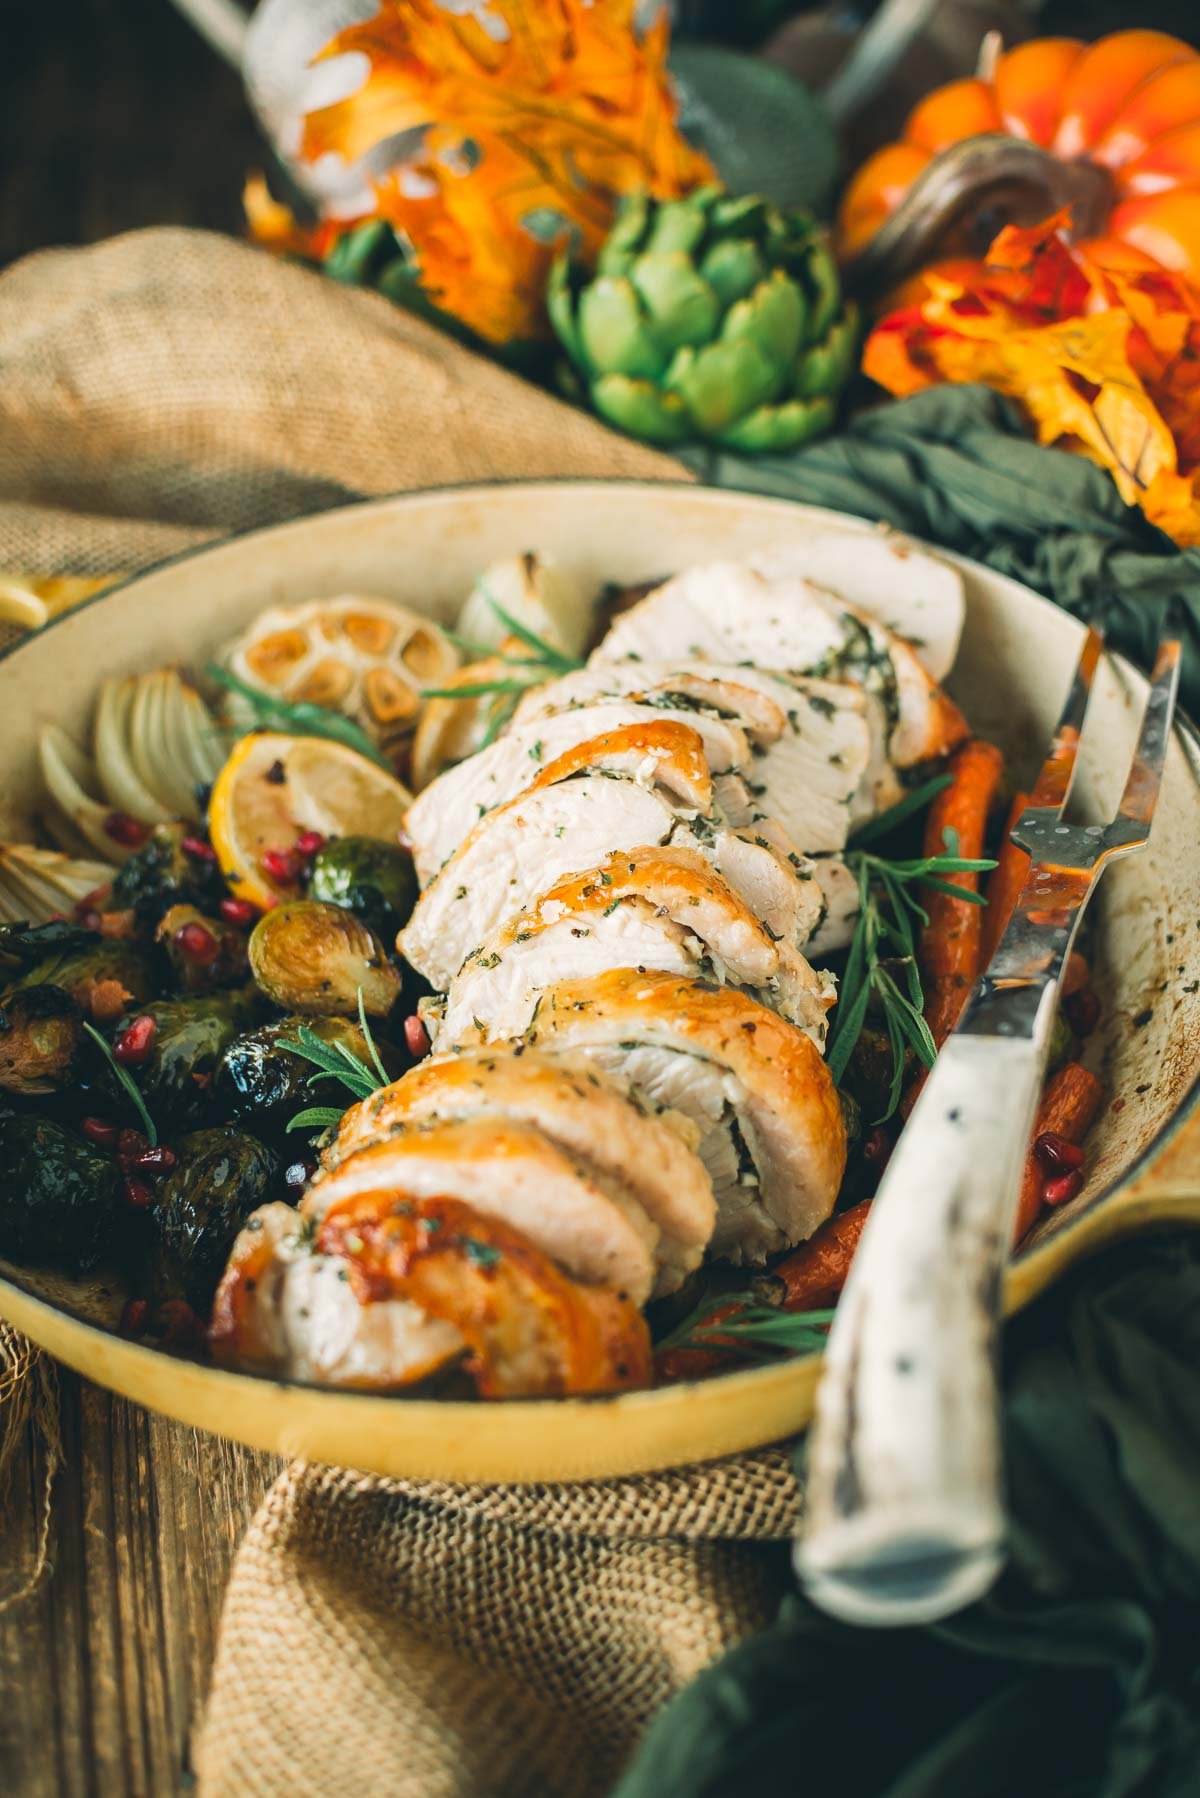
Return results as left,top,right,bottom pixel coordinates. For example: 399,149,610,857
404,699,755,885
434,846,833,1053
749,529,964,681
521,970,846,1264
303,1115,660,1304
593,562,967,775
333,1047,715,1294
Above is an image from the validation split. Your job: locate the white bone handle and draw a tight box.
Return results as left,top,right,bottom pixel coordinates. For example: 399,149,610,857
796,1032,1044,1627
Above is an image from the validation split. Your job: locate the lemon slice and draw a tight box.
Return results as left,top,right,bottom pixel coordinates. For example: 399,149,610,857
209,731,412,908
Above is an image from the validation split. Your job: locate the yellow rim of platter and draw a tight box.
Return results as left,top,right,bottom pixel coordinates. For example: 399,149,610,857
1,479,1198,1483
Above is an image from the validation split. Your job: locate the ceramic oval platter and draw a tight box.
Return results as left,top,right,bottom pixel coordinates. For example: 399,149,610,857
1,481,1198,1482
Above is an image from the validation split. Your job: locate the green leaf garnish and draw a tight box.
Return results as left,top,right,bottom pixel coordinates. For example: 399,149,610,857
656,1291,835,1358
826,825,999,1119
205,664,393,771
82,1022,158,1147
286,1106,348,1134
422,598,584,743
280,991,393,1134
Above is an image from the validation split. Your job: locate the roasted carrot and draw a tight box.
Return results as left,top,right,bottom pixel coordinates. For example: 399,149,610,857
752,1201,873,1313
919,738,1006,1047
1013,1062,1104,1244
655,1301,745,1383
980,789,1030,965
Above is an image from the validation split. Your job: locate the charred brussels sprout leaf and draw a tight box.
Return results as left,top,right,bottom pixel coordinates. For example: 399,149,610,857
2,931,158,1021
156,905,249,994
0,986,82,1094
307,837,417,939
248,900,402,1018
147,1126,277,1310
0,919,98,974
0,1112,123,1272
112,822,226,927
87,991,258,1130
215,1015,397,1129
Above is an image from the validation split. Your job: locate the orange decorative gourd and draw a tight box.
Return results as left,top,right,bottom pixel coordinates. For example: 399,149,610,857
838,31,1200,288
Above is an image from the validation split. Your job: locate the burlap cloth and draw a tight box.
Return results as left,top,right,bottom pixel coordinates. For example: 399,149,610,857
0,229,802,1796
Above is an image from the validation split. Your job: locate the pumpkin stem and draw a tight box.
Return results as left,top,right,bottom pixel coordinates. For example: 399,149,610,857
975,30,1004,84
840,136,1113,298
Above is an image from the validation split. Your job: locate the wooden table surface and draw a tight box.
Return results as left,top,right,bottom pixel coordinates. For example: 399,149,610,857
0,6,274,1792
1,1380,280,1795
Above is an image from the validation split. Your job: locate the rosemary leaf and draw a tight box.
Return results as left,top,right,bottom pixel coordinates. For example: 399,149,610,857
82,1022,158,1147
205,664,392,771
286,1106,347,1134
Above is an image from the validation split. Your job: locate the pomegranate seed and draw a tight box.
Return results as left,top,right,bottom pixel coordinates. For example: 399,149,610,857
1034,1131,1084,1174
113,1014,156,1065
157,1299,203,1348
175,920,219,965
219,896,258,928
1064,988,1100,1037
181,834,217,862
403,1014,430,1059
104,811,150,848
262,848,302,886
862,1127,893,1169
1043,1170,1082,1208
284,1157,317,1193
131,1144,178,1177
117,1128,150,1169
118,1298,150,1338
295,830,325,860
81,1115,120,1150
79,910,103,934
122,1175,154,1210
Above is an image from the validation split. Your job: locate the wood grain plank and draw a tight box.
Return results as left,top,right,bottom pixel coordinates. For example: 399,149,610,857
1,1369,278,1797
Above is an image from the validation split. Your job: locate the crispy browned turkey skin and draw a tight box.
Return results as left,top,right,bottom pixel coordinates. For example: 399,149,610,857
209,1191,651,1399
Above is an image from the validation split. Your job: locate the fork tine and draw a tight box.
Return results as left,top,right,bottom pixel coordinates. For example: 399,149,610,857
1028,623,1105,813
1107,636,1182,838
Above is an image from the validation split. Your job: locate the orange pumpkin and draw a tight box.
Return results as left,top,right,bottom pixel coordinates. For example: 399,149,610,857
838,30,1200,284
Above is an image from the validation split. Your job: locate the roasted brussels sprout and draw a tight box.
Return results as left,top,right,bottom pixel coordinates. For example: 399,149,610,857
0,921,158,1021
0,986,82,1094
112,822,226,927
156,905,249,994
215,1015,397,1129
84,991,258,1130
248,900,402,1017
0,1111,124,1272
146,1126,277,1310
307,836,417,940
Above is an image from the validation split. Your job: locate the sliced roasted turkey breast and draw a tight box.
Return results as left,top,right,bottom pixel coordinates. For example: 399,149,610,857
593,562,967,776
404,699,755,885
434,846,833,1052
748,531,965,682
400,721,824,988
513,660,872,853
209,1195,649,1397
521,970,847,1263
332,1047,716,1292
303,1115,660,1304
208,1202,465,1388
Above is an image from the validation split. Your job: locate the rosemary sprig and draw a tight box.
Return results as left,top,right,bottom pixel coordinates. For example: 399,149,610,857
82,1022,158,1146
280,993,391,1133
205,664,393,771
656,1291,835,1358
424,598,583,746
826,780,997,1118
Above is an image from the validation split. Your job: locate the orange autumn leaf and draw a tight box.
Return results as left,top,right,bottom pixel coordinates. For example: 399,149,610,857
864,213,1200,546
294,0,713,343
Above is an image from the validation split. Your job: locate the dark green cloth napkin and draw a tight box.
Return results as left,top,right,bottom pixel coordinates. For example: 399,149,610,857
685,385,1200,717
617,1230,1200,1798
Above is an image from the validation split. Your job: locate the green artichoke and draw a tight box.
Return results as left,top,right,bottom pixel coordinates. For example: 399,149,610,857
548,187,857,452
